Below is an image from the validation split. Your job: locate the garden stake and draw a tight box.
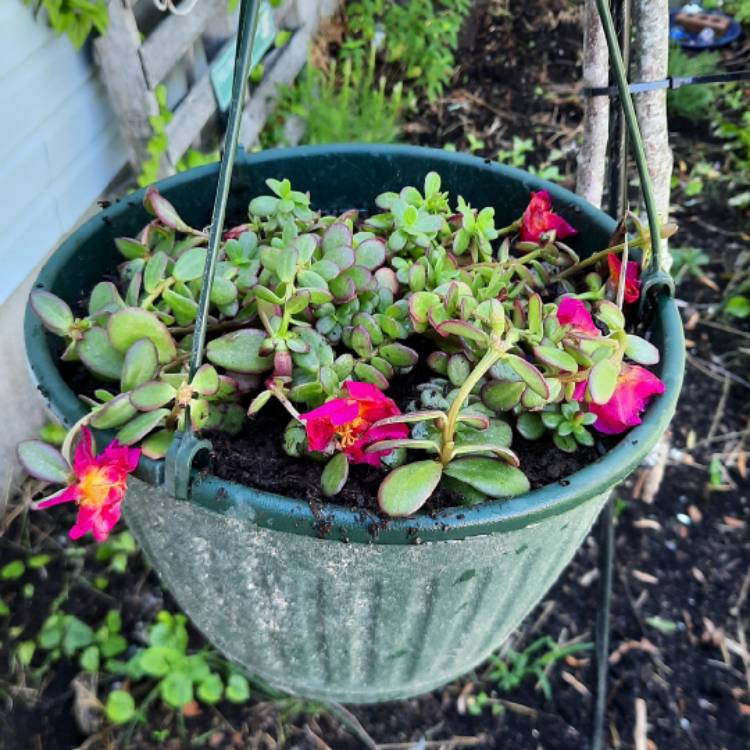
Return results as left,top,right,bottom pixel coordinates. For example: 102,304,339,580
165,0,262,500
592,0,681,746
592,1,629,745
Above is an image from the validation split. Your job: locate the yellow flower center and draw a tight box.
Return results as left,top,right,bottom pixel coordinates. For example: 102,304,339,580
78,467,116,508
336,416,365,449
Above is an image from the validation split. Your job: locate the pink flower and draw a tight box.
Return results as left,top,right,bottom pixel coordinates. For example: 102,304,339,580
520,191,577,243
557,297,599,336
608,254,640,303
585,364,665,434
300,381,408,467
37,428,140,542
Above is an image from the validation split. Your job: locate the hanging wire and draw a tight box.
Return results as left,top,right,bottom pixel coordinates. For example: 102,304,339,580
165,0,262,499
152,0,199,16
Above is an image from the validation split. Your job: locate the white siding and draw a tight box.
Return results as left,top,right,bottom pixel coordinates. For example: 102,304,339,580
0,2,128,304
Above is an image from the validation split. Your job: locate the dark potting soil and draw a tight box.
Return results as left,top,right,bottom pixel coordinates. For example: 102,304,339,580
206,397,601,515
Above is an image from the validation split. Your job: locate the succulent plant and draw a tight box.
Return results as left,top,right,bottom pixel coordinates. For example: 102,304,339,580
29,173,667,522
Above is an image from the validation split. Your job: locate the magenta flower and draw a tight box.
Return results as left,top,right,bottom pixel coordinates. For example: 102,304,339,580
300,381,408,467
608,254,640,303
520,190,577,243
37,428,140,542
584,364,665,434
557,297,599,337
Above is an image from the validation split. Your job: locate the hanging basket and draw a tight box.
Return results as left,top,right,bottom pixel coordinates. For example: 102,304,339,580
24,144,684,702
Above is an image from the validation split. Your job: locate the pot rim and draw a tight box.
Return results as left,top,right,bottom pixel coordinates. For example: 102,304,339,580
24,144,684,544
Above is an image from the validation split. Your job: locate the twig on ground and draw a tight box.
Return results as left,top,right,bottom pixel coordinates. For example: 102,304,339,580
634,698,648,750
377,737,485,750
731,565,750,617
707,376,731,444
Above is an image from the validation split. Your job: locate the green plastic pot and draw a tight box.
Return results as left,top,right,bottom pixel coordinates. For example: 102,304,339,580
25,145,684,703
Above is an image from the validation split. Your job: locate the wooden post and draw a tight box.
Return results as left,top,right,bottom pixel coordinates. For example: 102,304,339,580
577,0,610,209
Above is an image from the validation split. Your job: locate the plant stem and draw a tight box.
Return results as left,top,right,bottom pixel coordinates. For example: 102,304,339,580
497,218,522,237
441,347,504,463
61,412,93,466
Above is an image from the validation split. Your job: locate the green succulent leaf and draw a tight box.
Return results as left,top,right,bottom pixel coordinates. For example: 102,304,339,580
17,441,71,484
191,364,220,396
588,359,620,405
141,429,175,460
79,327,125,381
516,412,545,440
624,334,659,365
321,452,349,497
596,300,625,331
173,246,207,282
378,460,444,517
206,329,273,374
90,393,138,430
443,457,530,498
533,345,578,373
456,418,512,449
121,339,159,392
143,251,169,293
89,282,125,317
116,409,170,445
108,308,177,364
115,237,148,261
481,380,525,412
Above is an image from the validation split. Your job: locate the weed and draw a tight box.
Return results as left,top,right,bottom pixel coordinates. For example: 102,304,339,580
272,45,407,145
667,46,720,123
670,247,713,287
343,0,472,102
487,635,591,700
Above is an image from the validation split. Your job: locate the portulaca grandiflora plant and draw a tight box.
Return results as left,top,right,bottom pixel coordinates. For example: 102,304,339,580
19,173,667,540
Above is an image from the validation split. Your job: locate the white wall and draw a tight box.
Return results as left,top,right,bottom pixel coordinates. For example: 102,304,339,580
0,2,128,305
0,2,128,485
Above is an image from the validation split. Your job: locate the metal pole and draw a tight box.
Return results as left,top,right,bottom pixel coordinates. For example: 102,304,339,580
593,4,630,749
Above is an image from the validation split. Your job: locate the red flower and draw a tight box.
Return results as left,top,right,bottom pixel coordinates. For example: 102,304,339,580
584,364,665,434
557,297,599,337
37,428,140,542
520,190,577,243
607,254,640,303
300,381,408,467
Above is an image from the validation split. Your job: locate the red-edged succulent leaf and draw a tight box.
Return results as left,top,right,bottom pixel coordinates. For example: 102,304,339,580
532,345,578,373
130,381,177,411
121,339,159,392
506,355,549,399
17,441,71,484
435,319,489,345
30,291,74,336
79,327,125,381
144,187,199,235
90,393,138,430
107,308,177,364
206,329,274,374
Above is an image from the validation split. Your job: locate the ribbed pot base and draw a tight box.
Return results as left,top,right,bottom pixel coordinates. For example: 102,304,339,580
124,478,609,703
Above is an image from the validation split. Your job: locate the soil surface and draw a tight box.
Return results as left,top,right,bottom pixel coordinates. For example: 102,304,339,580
3,1,750,749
